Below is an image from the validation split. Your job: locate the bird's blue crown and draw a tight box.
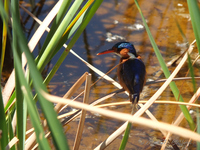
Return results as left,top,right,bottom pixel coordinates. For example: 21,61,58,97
113,42,137,55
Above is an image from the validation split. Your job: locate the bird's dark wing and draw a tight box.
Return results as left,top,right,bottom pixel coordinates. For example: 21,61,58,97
121,59,146,103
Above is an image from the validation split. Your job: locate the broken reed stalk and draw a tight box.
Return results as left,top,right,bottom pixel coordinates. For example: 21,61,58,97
73,74,91,150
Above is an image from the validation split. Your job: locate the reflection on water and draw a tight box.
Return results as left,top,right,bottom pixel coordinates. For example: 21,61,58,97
9,0,200,149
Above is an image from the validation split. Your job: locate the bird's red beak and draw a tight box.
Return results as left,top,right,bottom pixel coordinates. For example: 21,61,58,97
97,49,115,55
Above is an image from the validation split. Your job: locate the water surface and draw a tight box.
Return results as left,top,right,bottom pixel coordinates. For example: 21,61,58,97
17,0,200,149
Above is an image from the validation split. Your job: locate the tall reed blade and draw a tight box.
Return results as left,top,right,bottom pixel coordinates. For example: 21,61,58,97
0,88,7,150
197,109,200,149
13,42,51,150
187,54,197,93
11,0,26,148
119,122,132,150
0,2,9,149
187,0,200,54
187,53,199,148
1,0,9,72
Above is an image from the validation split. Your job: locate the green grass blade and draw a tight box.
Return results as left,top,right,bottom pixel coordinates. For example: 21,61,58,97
119,122,132,150
4,91,15,112
0,4,9,144
197,109,200,149
1,0,9,72
0,88,8,150
187,54,196,93
13,45,51,150
187,53,199,148
134,0,195,130
15,67,25,150
0,0,9,27
174,18,188,45
11,0,26,149
187,0,200,54
7,111,15,150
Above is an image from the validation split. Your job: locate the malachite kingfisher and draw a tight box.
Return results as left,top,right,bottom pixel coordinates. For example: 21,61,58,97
97,42,146,106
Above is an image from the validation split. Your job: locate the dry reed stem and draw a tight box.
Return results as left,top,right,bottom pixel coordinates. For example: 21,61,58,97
42,91,200,142
95,100,200,108
31,132,51,150
25,133,36,150
6,137,19,150
73,74,91,150
146,76,200,85
25,128,34,135
57,111,76,119
161,132,171,150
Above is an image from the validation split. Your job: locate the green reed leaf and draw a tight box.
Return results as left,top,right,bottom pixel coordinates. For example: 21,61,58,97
187,0,200,54
187,54,196,93
119,122,132,150
13,44,51,150
0,88,8,150
197,109,200,149
11,0,26,148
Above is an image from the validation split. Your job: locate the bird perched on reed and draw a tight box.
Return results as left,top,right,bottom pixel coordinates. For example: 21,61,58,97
97,42,146,110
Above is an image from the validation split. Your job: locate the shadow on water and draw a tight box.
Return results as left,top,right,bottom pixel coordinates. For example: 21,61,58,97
2,0,199,149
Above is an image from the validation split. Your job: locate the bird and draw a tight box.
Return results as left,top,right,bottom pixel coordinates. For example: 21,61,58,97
97,42,146,108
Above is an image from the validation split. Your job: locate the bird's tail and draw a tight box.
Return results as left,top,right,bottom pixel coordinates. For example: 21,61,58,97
131,101,137,115
130,94,139,115
130,93,140,104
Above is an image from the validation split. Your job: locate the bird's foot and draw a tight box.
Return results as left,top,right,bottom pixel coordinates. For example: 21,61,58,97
122,59,129,63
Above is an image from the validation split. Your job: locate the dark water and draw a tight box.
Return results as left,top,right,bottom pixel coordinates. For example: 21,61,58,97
8,0,200,149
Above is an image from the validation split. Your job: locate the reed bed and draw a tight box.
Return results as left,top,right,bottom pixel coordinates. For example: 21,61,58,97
0,0,200,149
